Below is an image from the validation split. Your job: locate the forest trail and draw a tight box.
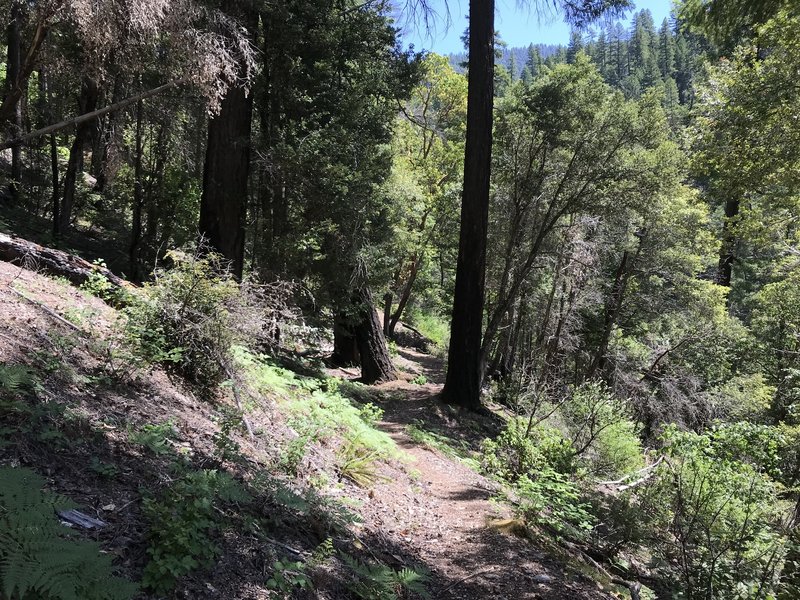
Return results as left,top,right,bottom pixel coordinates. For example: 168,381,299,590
1,255,615,600
330,350,615,600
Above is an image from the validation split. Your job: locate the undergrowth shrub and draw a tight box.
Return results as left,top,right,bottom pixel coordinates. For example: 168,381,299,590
141,469,251,593
0,467,137,600
481,418,593,535
638,426,789,599
123,250,239,391
481,418,575,481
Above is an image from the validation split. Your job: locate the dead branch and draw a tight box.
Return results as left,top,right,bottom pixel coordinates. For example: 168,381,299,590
1,78,189,150
9,286,82,333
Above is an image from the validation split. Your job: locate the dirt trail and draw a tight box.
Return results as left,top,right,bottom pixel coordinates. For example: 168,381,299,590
343,349,614,600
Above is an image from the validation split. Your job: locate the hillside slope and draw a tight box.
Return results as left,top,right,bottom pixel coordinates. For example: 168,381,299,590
0,258,619,599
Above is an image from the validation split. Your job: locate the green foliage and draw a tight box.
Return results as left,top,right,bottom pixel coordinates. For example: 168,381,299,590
141,469,250,594
0,363,39,396
123,250,239,391
79,260,125,304
562,382,644,478
481,418,594,536
481,418,576,481
0,467,137,600
128,420,176,456
643,426,789,598
358,402,384,426
266,559,311,594
515,471,595,537
211,407,244,463
88,457,119,480
241,349,399,462
341,553,430,600
337,434,387,487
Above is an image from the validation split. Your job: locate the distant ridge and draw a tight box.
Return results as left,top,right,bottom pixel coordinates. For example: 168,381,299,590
447,43,564,76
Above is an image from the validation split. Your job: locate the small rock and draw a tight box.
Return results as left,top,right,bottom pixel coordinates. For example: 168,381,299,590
532,574,553,584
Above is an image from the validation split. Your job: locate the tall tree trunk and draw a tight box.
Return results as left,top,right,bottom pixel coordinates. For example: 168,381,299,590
717,199,739,288
353,286,397,385
59,77,99,234
5,1,22,202
441,0,494,410
199,76,253,280
94,74,124,192
129,100,144,281
383,292,393,336
50,132,59,239
589,250,630,378
198,4,256,280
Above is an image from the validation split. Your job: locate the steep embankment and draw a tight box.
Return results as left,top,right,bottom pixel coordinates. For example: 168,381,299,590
0,257,616,599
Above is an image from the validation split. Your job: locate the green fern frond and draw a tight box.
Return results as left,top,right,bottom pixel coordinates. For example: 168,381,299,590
0,467,138,600
340,553,431,599
0,363,39,395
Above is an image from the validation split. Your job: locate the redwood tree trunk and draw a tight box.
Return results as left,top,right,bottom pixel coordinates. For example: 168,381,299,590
199,82,253,279
353,286,397,385
441,0,494,410
198,6,256,280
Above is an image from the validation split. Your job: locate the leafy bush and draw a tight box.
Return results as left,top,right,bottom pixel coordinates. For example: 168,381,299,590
0,467,137,600
515,470,595,537
481,418,576,481
588,419,644,479
142,469,250,593
643,426,789,599
481,419,592,535
123,250,239,391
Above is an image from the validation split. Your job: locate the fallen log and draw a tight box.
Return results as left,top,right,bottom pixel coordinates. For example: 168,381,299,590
0,232,128,291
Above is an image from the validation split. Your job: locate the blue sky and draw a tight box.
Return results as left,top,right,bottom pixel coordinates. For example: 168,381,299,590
399,0,675,54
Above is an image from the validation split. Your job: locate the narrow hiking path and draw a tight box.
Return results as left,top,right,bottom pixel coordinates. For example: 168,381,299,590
1,252,617,599
331,349,615,600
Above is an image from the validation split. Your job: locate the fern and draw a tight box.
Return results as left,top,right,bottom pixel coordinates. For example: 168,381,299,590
341,553,430,599
0,364,39,395
0,467,137,600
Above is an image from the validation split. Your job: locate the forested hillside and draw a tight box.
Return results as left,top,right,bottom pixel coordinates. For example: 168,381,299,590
1,0,799,598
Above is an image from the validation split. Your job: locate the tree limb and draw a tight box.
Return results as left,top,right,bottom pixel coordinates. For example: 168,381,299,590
1,78,190,150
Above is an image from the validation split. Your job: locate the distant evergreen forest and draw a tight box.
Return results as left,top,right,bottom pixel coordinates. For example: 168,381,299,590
451,9,702,109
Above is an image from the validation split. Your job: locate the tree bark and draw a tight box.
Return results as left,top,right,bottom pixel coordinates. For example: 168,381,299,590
353,286,397,384
589,249,630,378
50,132,59,239
717,198,739,288
0,12,48,127
388,254,422,336
59,77,99,234
441,0,494,410
0,232,127,290
129,100,144,281
383,292,393,336
5,1,23,202
199,85,253,279
198,5,256,280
